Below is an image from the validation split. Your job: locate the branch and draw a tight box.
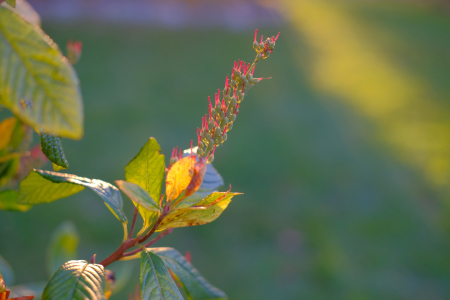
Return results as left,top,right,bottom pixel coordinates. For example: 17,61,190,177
99,211,167,267
129,207,138,238
122,228,173,257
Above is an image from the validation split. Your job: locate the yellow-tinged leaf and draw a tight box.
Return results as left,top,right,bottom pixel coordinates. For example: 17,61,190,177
166,156,196,202
0,7,83,139
0,117,17,151
157,192,241,231
184,157,207,198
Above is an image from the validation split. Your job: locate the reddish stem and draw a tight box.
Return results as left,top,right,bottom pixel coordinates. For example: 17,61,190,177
99,212,167,267
129,207,138,238
122,229,173,257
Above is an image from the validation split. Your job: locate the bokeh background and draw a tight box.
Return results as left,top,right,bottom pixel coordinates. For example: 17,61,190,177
2,0,450,299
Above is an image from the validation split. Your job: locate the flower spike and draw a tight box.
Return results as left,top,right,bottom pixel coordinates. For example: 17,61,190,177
222,125,228,136
196,29,278,159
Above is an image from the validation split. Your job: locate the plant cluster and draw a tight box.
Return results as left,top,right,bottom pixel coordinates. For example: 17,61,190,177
0,1,278,299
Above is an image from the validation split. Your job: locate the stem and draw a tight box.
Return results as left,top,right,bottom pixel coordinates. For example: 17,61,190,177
129,207,138,238
99,212,167,267
245,55,259,77
122,223,128,242
122,229,173,257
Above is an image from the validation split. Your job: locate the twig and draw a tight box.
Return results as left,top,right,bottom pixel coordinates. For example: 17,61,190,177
122,228,173,257
129,207,138,239
99,211,167,267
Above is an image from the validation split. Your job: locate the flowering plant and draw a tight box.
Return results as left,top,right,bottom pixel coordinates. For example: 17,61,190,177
0,1,278,299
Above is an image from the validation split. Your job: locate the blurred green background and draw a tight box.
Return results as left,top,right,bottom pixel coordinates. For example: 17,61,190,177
2,0,450,299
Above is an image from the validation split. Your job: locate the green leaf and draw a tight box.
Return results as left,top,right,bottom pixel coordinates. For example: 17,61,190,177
47,221,79,276
116,180,160,213
125,138,165,201
17,170,84,205
42,260,106,300
0,117,17,151
0,7,83,139
125,138,165,227
140,250,183,300
150,247,227,300
4,0,15,8
158,192,240,231
0,254,14,286
18,170,127,223
40,132,69,170
0,190,31,211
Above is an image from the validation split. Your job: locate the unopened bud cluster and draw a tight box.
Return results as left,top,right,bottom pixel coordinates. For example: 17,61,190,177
197,30,279,163
253,29,279,60
169,146,182,167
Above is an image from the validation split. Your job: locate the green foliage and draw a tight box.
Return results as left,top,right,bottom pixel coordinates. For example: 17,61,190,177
125,138,165,229
18,170,127,223
42,260,105,300
47,221,79,276
140,250,183,300
0,7,83,139
0,11,274,297
150,247,227,300
0,190,31,211
17,170,84,205
125,138,165,201
116,181,160,213
40,132,69,170
158,192,239,231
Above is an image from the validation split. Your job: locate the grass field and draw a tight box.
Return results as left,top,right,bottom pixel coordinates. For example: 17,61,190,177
1,1,450,299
